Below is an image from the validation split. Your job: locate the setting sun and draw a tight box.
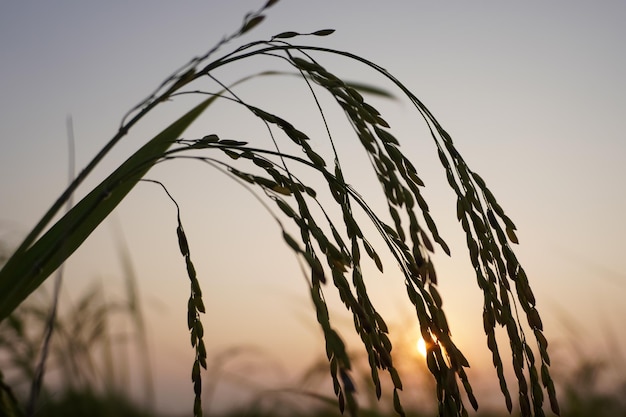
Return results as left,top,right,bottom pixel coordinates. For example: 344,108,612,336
416,337,427,358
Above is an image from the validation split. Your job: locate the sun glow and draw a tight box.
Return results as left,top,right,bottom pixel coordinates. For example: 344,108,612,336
416,337,427,358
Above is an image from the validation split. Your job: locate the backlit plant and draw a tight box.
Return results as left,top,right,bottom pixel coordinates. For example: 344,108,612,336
0,1,559,416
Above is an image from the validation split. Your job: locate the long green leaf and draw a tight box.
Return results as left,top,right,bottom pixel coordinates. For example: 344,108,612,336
0,97,214,322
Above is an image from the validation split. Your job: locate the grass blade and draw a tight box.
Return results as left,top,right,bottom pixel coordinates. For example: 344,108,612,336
0,97,214,322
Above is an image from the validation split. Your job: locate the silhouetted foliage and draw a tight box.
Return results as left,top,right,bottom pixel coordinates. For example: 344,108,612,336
0,2,559,416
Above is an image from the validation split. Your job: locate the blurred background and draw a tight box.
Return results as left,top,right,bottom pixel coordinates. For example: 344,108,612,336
1,1,625,416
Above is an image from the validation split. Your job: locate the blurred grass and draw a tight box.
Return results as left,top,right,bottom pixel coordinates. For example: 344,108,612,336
1,231,624,417
26,390,154,417
0,235,155,417
1,262,625,417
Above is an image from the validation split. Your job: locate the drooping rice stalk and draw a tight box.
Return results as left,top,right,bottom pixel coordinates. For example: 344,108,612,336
0,1,559,416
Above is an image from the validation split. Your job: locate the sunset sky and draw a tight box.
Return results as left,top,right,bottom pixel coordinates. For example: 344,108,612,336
1,1,625,414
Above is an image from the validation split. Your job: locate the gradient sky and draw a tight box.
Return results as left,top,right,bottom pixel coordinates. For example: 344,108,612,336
1,1,625,414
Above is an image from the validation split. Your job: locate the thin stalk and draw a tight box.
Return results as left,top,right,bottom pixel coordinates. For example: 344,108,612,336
26,115,76,416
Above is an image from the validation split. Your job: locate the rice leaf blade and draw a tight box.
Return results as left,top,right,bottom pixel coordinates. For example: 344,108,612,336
0,97,214,322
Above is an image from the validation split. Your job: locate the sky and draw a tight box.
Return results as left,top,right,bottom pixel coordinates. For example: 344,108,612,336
1,1,625,415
